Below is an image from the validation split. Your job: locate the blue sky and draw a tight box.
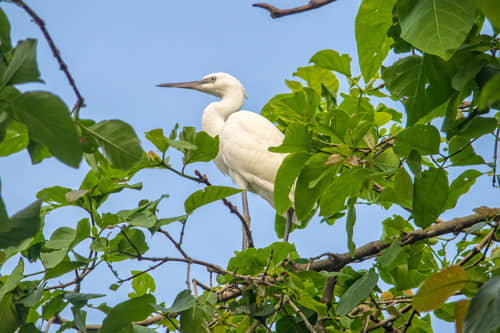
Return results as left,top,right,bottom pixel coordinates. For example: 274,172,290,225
1,1,497,331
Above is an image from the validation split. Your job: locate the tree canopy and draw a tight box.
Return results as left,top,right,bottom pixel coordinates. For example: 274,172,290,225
0,0,500,332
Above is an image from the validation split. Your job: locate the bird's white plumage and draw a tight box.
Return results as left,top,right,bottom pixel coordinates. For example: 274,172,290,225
218,110,286,205
158,72,296,243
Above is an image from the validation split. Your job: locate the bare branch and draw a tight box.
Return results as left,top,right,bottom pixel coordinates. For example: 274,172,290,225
253,0,338,18
286,296,318,333
12,0,85,111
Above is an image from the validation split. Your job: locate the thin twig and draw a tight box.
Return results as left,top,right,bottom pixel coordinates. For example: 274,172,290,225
121,228,142,258
286,296,318,333
159,229,189,258
253,0,338,18
194,170,255,248
12,0,85,111
117,259,168,283
401,310,418,333
186,261,192,290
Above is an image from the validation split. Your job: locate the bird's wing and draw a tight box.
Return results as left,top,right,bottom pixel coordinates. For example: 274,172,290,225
219,111,286,203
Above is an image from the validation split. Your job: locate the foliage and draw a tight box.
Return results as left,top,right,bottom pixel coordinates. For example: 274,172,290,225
0,0,500,332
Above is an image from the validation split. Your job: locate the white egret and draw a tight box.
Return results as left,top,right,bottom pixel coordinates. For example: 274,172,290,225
157,73,295,249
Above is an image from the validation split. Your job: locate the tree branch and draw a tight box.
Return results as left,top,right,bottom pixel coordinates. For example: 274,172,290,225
253,0,338,18
12,0,85,111
295,212,499,272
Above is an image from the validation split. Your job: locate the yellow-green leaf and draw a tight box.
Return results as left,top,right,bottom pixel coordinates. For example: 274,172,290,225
412,265,466,312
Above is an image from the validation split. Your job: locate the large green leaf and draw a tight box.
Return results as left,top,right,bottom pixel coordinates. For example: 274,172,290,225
293,65,339,96
413,266,466,312
0,8,12,53
88,120,143,170
413,168,448,228
100,294,156,333
346,197,357,257
475,0,500,29
117,195,168,228
294,153,330,220
274,152,311,215
14,92,82,167
0,200,41,249
355,0,397,82
309,49,352,77
445,169,481,210
41,227,77,269
394,124,440,156
2,39,42,86
164,290,195,313
448,136,485,166
0,259,24,303
184,186,241,214
0,121,28,156
337,269,378,316
479,73,500,109
398,0,476,60
464,276,500,333
269,123,312,153
179,127,219,165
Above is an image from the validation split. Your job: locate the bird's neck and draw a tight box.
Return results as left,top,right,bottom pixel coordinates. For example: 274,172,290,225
201,91,244,137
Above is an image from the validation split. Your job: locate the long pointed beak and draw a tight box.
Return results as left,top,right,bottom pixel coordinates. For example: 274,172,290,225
156,79,206,89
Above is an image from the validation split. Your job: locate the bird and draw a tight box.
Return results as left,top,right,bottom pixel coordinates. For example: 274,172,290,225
157,72,295,250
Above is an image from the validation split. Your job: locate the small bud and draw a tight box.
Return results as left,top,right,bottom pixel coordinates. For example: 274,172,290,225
148,150,161,162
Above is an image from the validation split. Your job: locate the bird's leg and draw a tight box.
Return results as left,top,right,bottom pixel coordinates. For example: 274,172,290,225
241,191,251,250
284,208,294,243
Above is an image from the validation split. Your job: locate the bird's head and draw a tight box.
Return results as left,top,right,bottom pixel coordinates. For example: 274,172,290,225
157,72,248,99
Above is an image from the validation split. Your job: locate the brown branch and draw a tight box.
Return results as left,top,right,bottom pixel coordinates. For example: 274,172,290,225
253,0,338,18
294,213,498,272
12,0,85,111
458,223,498,268
367,304,411,332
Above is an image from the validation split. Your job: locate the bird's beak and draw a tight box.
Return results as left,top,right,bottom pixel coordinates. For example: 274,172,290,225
156,79,209,90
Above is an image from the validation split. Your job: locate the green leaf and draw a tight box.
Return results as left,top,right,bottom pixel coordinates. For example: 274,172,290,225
0,121,28,156
117,195,168,228
346,197,357,257
394,124,440,156
448,136,485,166
130,271,156,298
413,265,466,312
0,258,23,303
407,150,422,177
0,294,20,333
179,128,219,165
0,199,41,249
479,73,500,109
355,0,396,82
14,92,82,167
100,294,156,333
294,153,330,220
19,324,43,333
463,276,500,333
377,239,402,269
184,186,241,214
227,242,298,276
145,128,169,153
88,120,143,170
65,293,106,308
165,290,195,313
310,49,352,77
475,0,500,29
457,117,498,140
269,123,312,153
294,65,339,95
445,169,481,210
398,0,476,60
413,168,448,228
0,8,12,53
2,39,42,86
274,152,311,215
106,228,149,262
180,298,213,333
45,227,76,250
337,269,378,316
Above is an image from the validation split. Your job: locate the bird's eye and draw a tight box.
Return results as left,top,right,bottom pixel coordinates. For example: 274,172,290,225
210,77,216,82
